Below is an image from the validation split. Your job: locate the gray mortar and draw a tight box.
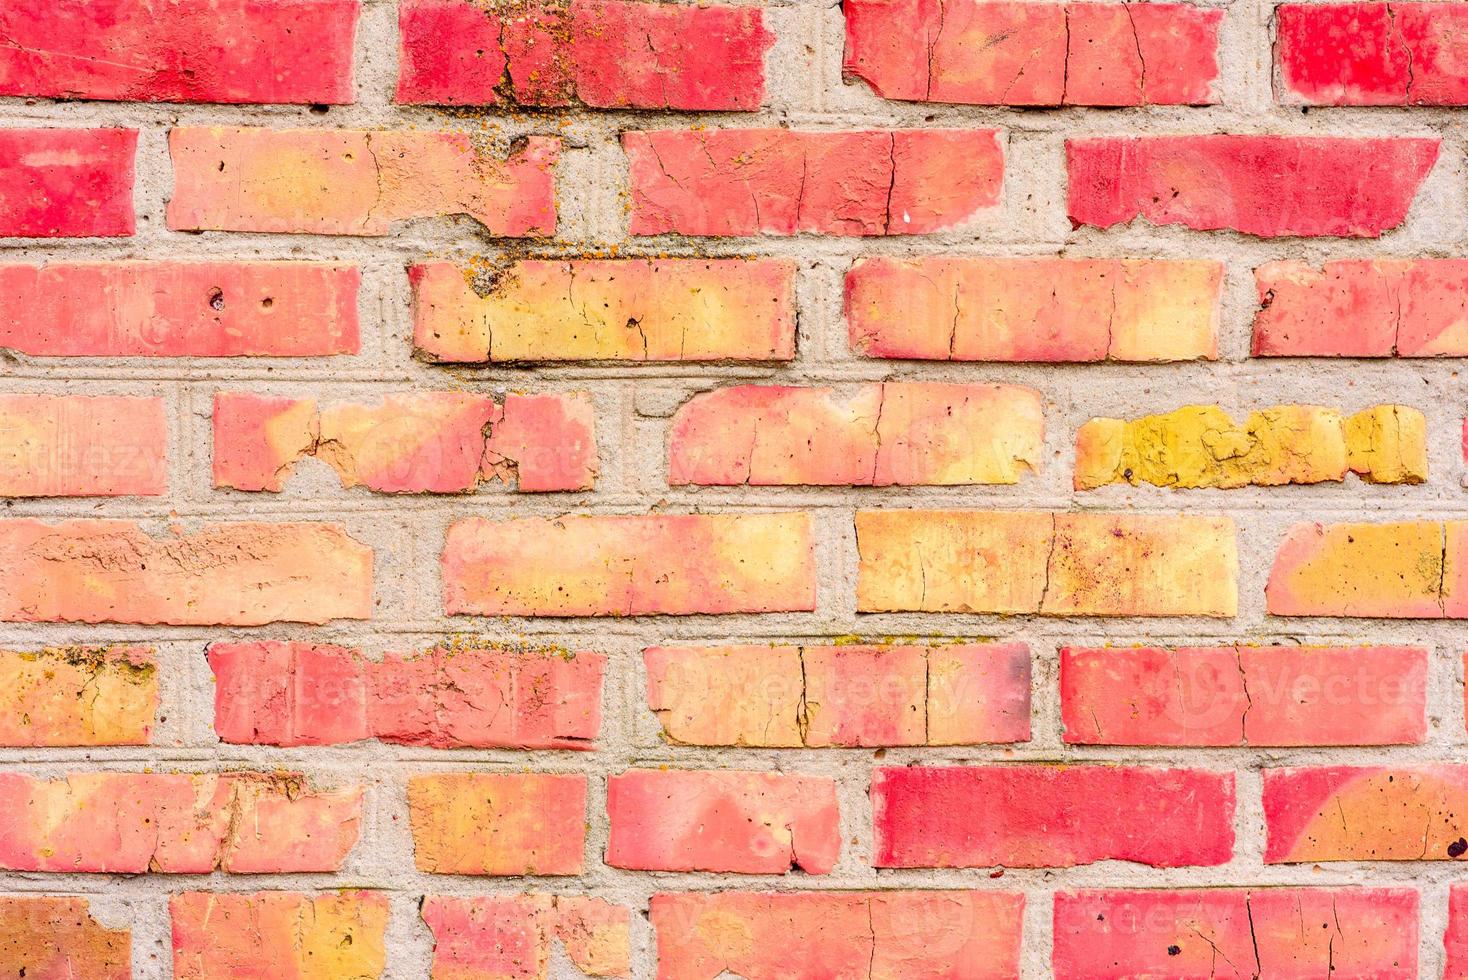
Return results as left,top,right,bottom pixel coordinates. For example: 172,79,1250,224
1,0,1467,976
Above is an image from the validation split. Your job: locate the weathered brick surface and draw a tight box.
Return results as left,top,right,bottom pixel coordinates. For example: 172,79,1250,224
6,0,1468,971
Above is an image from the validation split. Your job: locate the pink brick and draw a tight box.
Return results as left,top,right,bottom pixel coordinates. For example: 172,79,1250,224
1053,888,1419,978
625,129,1002,236
442,513,816,616
398,0,770,110
423,895,630,979
1061,645,1427,746
0,129,135,237
209,641,603,749
0,772,361,873
0,896,130,979
847,256,1222,362
652,891,1024,979
0,520,372,625
168,128,558,236
171,891,388,979
213,390,595,493
0,0,359,104
668,383,1043,486
845,0,1221,106
1265,765,1468,862
1448,885,1468,978
1068,135,1439,237
0,394,165,496
1254,259,1468,357
0,262,359,357
644,643,1031,747
872,765,1234,868
409,772,587,875
606,769,840,874
1278,3,1468,106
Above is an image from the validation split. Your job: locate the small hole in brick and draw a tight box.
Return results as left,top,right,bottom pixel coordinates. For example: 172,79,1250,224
310,104,330,115
261,297,274,309
1167,946,1182,957
208,288,225,311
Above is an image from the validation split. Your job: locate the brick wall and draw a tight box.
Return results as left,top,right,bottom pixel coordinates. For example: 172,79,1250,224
0,0,1464,976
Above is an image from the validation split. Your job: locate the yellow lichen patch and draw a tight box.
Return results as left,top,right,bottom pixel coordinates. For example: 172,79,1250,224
1074,404,1425,490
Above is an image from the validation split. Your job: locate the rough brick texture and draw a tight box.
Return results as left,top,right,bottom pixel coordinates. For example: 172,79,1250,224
5,0,1468,972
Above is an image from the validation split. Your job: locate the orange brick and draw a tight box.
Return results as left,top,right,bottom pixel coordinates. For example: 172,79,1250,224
408,773,586,875
171,892,388,979
0,646,157,746
1265,765,1468,862
0,896,129,979
1266,520,1468,617
0,394,165,496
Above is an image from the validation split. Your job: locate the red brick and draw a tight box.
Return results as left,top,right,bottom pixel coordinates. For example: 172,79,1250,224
0,262,358,357
1265,765,1468,861
644,643,1031,747
847,256,1222,362
0,772,361,873
1053,888,1419,978
1254,259,1468,357
423,895,629,979
0,896,129,979
0,0,359,104
213,390,596,493
0,394,165,496
1447,885,1468,978
398,0,770,109
411,258,795,364
845,0,1221,106
168,128,558,236
0,645,157,746
652,891,1023,979
606,769,840,874
1061,645,1427,746
0,520,373,625
872,765,1234,868
408,772,586,875
668,383,1043,486
625,128,1002,236
1067,135,1439,237
0,129,135,237
209,641,602,749
442,513,816,616
1278,3,1468,106
171,892,387,979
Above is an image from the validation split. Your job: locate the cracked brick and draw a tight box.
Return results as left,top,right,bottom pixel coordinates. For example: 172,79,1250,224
1265,765,1468,862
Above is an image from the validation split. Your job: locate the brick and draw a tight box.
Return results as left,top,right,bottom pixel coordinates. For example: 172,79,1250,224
625,129,1002,236
0,394,166,496
644,643,1030,747
1060,645,1427,746
844,0,1221,106
1264,765,1468,861
410,259,796,363
408,773,586,875
399,0,770,110
0,896,129,980
669,383,1041,487
1278,2,1468,106
606,769,839,873
0,772,361,873
651,891,1023,979
0,0,359,104
847,257,1221,362
872,765,1234,867
213,390,596,493
422,895,630,980
1067,135,1439,237
1266,520,1468,618
0,261,357,357
1053,888,1419,978
1074,404,1427,489
0,520,372,625
168,128,558,236
443,512,816,616
171,892,388,980
0,645,158,746
1253,259,1468,357
1448,886,1468,978
856,510,1237,615
0,129,135,237
210,641,602,749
